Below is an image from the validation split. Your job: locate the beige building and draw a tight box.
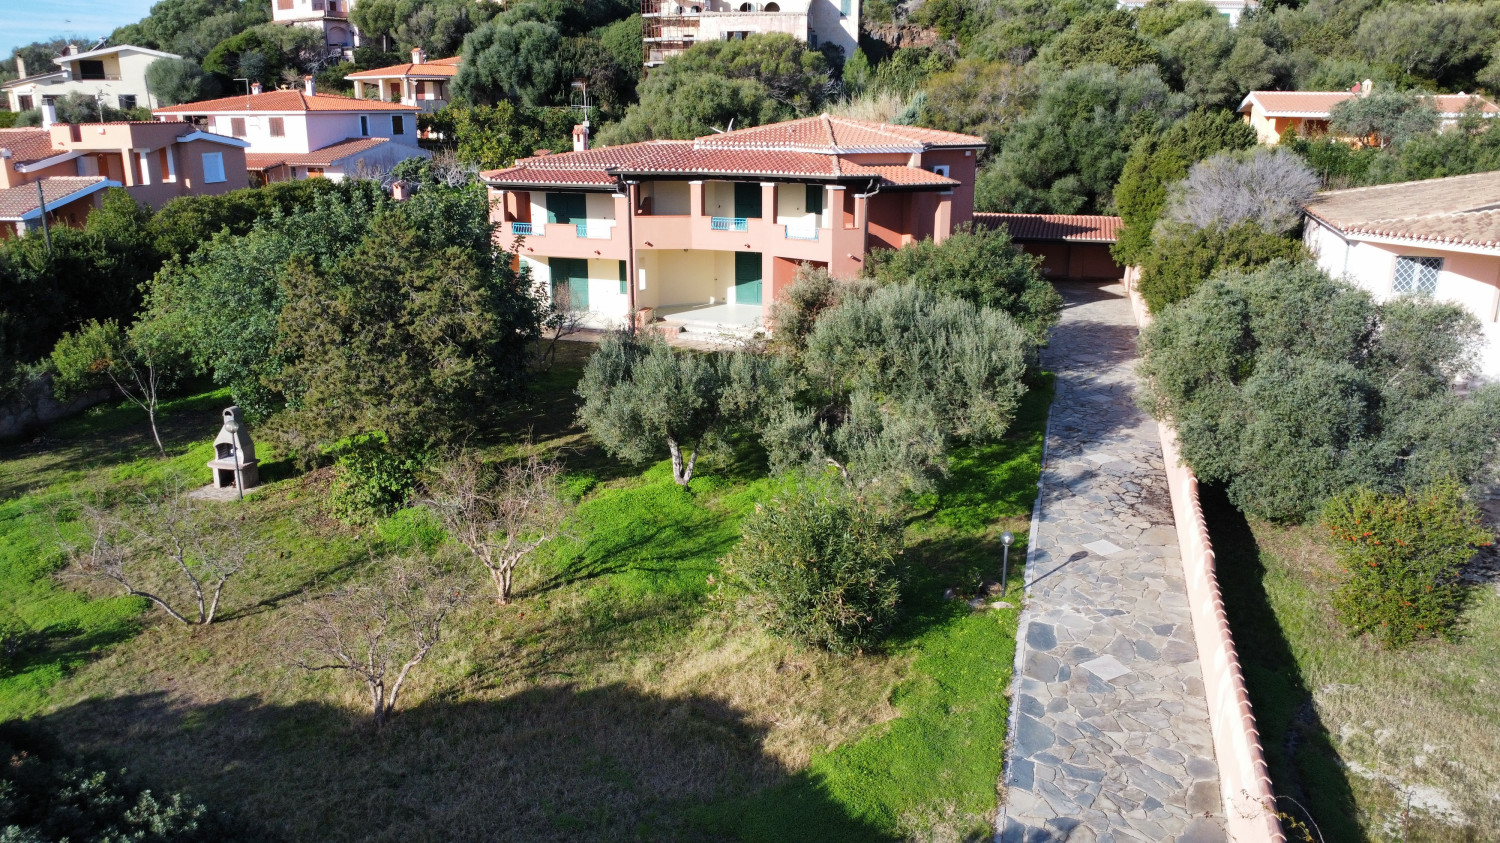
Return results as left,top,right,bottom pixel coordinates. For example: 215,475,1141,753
273,0,361,53
1238,88,1499,146
346,50,459,112
642,0,858,68
2,44,181,114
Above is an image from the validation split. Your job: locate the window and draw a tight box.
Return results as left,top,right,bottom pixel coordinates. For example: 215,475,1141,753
78,60,106,80
809,33,818,48
840,0,850,15
277,0,292,8
17,95,32,111
391,115,405,135
805,184,823,216
269,117,285,137
618,260,628,294
117,94,137,110
764,1,779,9
360,115,369,136
1393,256,1442,295
202,151,226,183
306,167,325,178
546,192,587,224
930,164,950,177
230,117,246,137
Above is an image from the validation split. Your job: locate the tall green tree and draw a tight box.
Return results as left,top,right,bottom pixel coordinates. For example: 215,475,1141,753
1036,10,1158,72
453,19,563,107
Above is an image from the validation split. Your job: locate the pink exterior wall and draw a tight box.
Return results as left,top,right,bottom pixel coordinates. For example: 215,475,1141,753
1124,267,1285,842
1306,220,1500,382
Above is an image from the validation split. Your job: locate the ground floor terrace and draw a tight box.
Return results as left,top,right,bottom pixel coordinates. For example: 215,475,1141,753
522,249,826,333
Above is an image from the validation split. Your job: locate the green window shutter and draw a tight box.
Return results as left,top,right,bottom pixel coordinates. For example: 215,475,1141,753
618,260,628,294
550,258,590,310
734,182,762,219
546,193,587,224
805,184,823,216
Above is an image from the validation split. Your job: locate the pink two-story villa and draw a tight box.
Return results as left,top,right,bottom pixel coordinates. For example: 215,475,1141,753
481,115,984,330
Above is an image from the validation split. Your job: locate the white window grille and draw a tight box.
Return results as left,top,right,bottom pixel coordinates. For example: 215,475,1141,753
1392,256,1441,295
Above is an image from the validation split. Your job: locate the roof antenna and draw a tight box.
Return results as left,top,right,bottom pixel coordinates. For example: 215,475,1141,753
710,118,735,134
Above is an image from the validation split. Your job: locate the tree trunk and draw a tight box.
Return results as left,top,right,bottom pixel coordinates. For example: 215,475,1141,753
146,405,165,458
667,436,687,487
489,566,510,605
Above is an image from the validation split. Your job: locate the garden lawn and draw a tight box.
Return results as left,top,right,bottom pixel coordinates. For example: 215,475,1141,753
1206,487,1500,841
0,344,1052,841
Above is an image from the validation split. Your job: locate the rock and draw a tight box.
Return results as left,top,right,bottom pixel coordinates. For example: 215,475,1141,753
942,587,957,600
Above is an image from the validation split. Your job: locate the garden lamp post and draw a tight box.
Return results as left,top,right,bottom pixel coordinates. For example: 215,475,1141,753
223,416,244,502
1001,531,1014,597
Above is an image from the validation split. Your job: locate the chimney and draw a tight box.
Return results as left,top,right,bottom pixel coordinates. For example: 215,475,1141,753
64,43,78,56
251,81,263,95
1360,78,1372,96
13,56,23,79
41,100,57,129
572,123,590,152
304,75,316,96
411,47,425,65
391,179,411,201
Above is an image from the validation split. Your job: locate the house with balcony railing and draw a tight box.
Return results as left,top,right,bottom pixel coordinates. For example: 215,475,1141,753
482,114,983,333
2,43,181,114
641,0,858,69
346,50,459,113
274,0,361,53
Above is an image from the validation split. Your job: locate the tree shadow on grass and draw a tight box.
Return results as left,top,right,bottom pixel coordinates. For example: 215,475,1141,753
26,683,896,842
1202,483,1365,842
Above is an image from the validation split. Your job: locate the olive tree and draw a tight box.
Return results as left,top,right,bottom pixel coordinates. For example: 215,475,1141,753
1161,148,1320,234
1139,260,1500,522
765,284,1030,494
576,331,779,487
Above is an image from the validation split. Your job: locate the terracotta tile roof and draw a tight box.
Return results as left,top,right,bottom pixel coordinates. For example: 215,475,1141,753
0,176,110,219
153,90,420,114
0,128,61,165
345,58,461,79
1303,170,1500,250
1239,90,1499,118
243,137,400,169
695,113,985,152
481,121,967,189
974,213,1123,243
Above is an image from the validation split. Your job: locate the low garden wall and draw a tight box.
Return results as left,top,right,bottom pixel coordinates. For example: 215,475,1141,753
1123,267,1285,841
0,373,111,443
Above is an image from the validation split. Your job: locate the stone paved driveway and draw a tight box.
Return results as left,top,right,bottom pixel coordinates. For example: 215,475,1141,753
997,282,1226,843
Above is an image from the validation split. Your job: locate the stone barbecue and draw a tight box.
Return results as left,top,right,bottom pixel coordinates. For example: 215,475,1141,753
207,406,259,491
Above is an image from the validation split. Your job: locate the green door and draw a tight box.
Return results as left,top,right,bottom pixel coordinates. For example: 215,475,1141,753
734,252,762,306
546,192,587,224
551,258,589,311
733,182,762,219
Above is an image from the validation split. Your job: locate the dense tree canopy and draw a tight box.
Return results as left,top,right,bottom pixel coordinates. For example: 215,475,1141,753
1139,261,1500,522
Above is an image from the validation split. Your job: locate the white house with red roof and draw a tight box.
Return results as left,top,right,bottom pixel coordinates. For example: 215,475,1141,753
1238,87,1499,145
273,0,360,53
483,114,984,332
345,49,460,112
642,0,859,69
1303,170,1500,383
152,78,429,183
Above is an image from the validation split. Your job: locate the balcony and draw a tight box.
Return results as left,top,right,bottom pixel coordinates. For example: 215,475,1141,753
575,222,613,239
512,221,539,235
711,216,748,232
784,224,819,241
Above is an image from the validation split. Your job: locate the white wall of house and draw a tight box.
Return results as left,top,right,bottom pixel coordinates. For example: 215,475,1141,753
1305,219,1500,383
643,181,691,215
521,254,632,323
202,111,419,154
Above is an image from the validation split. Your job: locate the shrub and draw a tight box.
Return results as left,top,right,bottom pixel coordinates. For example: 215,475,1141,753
864,223,1061,345
1323,482,1491,648
728,487,903,654
328,436,425,525
1137,221,1307,312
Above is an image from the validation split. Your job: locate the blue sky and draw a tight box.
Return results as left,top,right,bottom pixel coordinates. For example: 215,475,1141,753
0,0,156,59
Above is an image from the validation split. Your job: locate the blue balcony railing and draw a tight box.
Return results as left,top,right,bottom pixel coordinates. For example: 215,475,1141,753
511,221,534,235
711,216,748,232
784,225,819,241
575,223,589,238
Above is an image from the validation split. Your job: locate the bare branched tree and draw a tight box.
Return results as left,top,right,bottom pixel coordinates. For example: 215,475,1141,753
421,452,570,605
62,485,256,626
1162,147,1321,234
535,281,588,372
285,562,466,727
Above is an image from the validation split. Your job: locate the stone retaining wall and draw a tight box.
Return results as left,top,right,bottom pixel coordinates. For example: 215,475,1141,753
0,374,112,443
1123,267,1285,842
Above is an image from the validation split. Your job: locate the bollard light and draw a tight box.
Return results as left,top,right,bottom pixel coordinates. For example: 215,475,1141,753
1000,531,1014,597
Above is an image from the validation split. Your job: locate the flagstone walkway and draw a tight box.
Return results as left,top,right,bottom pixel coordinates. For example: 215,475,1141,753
997,282,1226,843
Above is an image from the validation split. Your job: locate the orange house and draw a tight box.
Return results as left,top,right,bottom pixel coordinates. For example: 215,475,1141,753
482,114,984,333
0,118,249,238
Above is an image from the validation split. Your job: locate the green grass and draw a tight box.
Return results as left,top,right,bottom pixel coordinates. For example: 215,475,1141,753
0,347,1054,841
1207,486,1500,841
